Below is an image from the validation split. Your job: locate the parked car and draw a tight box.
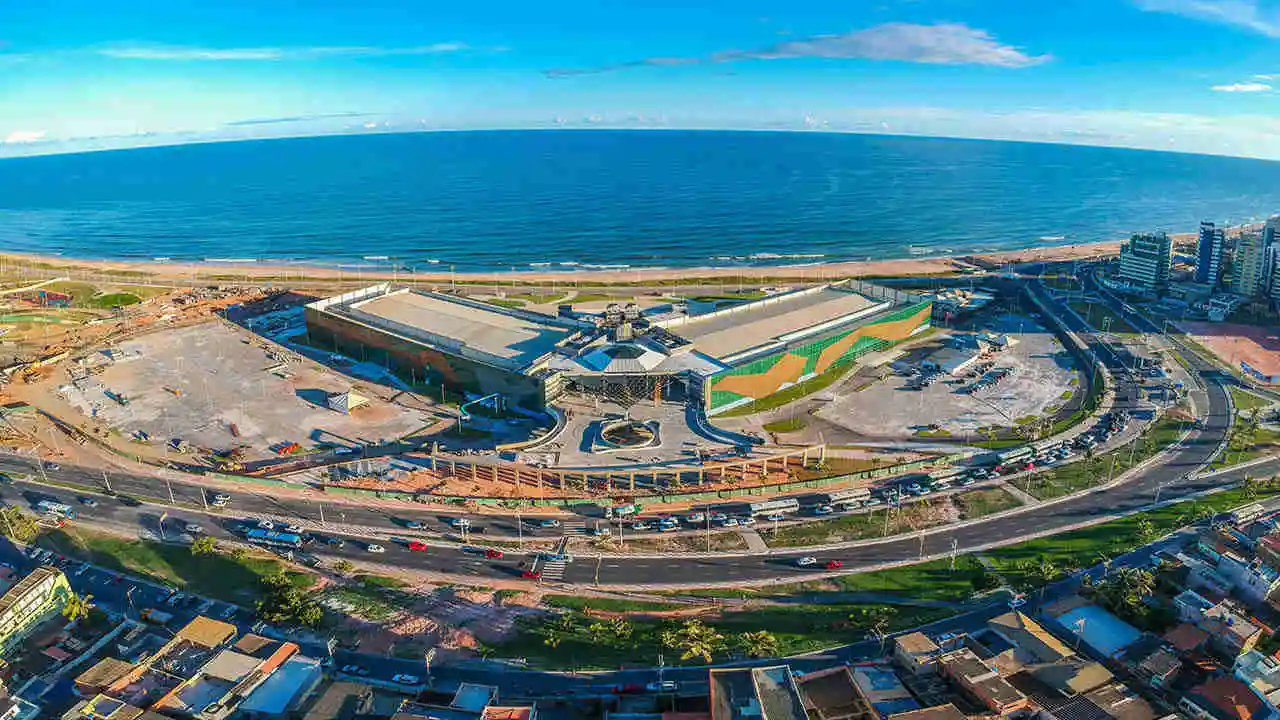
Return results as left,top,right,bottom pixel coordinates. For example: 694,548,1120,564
647,681,679,693
392,674,421,685
340,664,370,676
537,519,561,528
684,512,706,524
813,505,835,515
366,543,385,553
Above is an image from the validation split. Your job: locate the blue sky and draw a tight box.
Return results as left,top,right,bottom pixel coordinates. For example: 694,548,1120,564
5,0,1280,158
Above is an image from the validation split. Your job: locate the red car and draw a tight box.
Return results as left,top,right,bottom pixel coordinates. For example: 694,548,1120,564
484,549,504,559
521,570,541,580
613,684,643,694
407,541,428,552
825,560,844,570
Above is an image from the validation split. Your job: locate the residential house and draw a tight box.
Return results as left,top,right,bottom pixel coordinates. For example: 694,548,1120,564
74,658,136,697
893,633,940,677
982,611,1074,672
1198,603,1264,659
794,667,876,720
1235,650,1280,715
298,681,373,720
0,566,73,655
1174,589,1217,623
1027,658,1114,697
1121,635,1182,689
1165,624,1211,654
937,648,1029,715
710,666,809,720
885,705,966,720
849,667,920,719
1181,676,1269,720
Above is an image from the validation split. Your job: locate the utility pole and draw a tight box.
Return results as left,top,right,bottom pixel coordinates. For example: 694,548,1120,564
101,469,113,494
166,479,176,505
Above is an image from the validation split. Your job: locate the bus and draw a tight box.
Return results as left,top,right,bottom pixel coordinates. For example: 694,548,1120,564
35,500,76,519
748,498,801,516
821,488,872,507
245,528,304,549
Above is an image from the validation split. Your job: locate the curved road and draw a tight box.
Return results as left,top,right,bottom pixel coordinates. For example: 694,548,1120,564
0,276,1263,588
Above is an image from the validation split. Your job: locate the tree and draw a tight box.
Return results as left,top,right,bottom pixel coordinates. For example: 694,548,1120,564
62,592,93,623
333,559,355,575
1135,517,1157,543
736,630,780,659
665,619,724,664
0,507,39,543
255,572,324,629
1243,475,1260,500
189,536,217,556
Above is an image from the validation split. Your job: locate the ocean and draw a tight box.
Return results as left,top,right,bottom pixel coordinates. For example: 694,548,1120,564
1,130,1278,272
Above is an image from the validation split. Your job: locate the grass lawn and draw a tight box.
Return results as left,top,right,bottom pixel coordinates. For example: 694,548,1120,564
985,485,1280,588
570,293,630,303
609,532,749,554
86,292,141,309
36,527,313,604
765,501,951,548
1231,386,1274,413
496,602,951,668
1216,426,1280,469
42,280,100,306
763,417,807,433
1014,416,1188,500
508,292,566,304
954,488,1023,519
543,595,685,613
483,298,525,308
1068,300,1142,335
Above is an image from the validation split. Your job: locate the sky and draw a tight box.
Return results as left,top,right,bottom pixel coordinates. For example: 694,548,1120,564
5,0,1280,159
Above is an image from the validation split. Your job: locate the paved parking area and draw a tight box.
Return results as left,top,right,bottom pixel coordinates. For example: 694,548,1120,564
813,314,1082,441
59,322,432,462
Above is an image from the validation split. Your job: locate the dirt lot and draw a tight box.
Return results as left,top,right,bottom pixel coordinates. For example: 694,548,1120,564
1182,321,1280,381
813,314,1082,442
57,321,435,462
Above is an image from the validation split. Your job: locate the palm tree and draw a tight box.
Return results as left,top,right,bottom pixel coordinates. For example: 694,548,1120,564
62,592,93,623
669,619,724,664
737,631,780,659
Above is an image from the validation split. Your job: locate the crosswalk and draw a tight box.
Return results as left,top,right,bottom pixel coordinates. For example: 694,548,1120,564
540,556,568,581
563,521,588,536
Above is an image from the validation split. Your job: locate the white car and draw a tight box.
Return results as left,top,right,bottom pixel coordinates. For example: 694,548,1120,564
283,523,305,534
813,505,835,515
256,519,274,530
211,493,231,506
184,523,203,534
685,513,706,524
366,543,386,553
764,513,786,522
451,518,472,528
393,673,421,685
795,557,818,567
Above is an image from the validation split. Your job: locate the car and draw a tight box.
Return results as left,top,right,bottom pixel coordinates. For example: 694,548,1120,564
393,674,421,685
710,512,728,523
341,664,371,676
646,680,679,693
764,513,786,522
825,560,844,570
79,496,99,507
366,543,385,553
684,513,706,524
658,517,679,528
537,519,561,528
813,505,835,515
210,493,231,506
590,526,612,537
484,549,504,559
451,517,472,528
658,523,680,533
407,541,428,552
795,556,818,567
630,521,653,531
521,570,541,580
44,462,60,471
738,516,757,526
334,447,358,455
720,517,740,527
116,495,141,506
256,519,275,530
184,523,203,534
219,605,237,619
905,483,923,494
283,524,304,534
325,537,346,548
613,684,644,694
404,520,425,530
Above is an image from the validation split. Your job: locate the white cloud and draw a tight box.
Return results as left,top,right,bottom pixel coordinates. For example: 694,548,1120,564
3,130,46,143
1132,0,1280,37
98,42,469,61
546,22,1047,77
1212,81,1273,91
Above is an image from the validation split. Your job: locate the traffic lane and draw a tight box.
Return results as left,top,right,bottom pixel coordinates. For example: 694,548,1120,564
572,423,1243,586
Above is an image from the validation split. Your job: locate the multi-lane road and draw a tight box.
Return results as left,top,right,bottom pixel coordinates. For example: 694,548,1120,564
0,273,1267,589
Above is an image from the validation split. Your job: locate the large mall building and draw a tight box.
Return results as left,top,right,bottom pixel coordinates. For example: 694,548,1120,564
304,280,932,415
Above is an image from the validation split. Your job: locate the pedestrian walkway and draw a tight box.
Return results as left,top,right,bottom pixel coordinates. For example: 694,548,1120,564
999,480,1039,506
739,529,768,552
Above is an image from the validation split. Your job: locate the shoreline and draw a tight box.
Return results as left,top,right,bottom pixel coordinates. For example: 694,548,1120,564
0,239,1129,287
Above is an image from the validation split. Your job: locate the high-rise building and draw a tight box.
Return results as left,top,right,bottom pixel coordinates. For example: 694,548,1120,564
1264,215,1280,246
1196,221,1225,286
1267,245,1280,304
1233,231,1268,297
1118,232,1173,292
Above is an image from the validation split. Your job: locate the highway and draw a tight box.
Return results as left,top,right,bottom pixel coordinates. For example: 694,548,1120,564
0,273,1264,589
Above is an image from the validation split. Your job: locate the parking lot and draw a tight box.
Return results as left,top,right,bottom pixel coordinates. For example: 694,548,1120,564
814,314,1083,442
57,322,434,463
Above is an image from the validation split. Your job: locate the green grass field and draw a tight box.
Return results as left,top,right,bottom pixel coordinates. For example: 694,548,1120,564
763,417,807,433
36,527,313,604
1231,386,1274,413
1014,416,1188,500
765,501,949,548
954,488,1023,519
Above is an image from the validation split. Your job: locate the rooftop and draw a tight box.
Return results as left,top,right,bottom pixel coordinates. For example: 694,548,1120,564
240,655,323,716
1164,623,1210,652
174,616,236,649
318,285,577,372
1188,676,1266,720
451,683,500,712
988,611,1074,664
710,666,808,720
895,633,939,656
481,707,535,720
885,705,966,720
300,681,373,720
0,566,64,618
75,658,136,692
794,667,873,720
657,284,886,361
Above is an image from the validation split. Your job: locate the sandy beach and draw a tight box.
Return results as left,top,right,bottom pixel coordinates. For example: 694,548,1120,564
0,239,1129,287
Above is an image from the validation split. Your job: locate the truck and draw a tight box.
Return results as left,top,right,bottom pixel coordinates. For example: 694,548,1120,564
35,500,77,519
141,608,174,626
